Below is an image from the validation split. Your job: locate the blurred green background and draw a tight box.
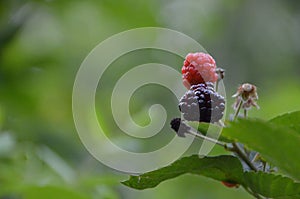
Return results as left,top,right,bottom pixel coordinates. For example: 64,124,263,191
1,0,300,198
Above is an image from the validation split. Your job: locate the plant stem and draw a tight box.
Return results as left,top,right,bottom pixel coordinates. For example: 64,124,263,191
244,109,248,118
182,120,258,172
251,152,259,163
233,100,243,120
182,122,258,172
217,120,225,127
242,186,264,199
187,130,226,147
215,80,219,92
231,142,258,171
184,124,228,148
263,160,268,172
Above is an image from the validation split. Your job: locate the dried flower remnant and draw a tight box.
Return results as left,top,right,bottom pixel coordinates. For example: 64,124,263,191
216,68,225,81
232,83,259,119
215,68,225,91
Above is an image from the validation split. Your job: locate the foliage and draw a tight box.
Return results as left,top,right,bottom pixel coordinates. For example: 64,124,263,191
123,111,300,198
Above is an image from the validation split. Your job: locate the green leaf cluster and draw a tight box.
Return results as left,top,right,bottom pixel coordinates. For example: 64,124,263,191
123,111,300,198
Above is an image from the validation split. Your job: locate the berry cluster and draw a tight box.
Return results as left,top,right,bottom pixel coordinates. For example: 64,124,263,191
169,52,264,192
178,52,225,123
179,83,225,123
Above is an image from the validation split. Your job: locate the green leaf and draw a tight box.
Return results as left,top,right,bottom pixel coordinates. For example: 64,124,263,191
244,172,300,199
122,154,300,198
222,119,300,180
269,111,300,133
122,155,244,190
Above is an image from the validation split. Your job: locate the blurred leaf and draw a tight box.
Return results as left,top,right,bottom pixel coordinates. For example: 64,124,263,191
80,175,120,187
0,3,33,51
122,155,243,190
22,185,89,199
222,118,300,180
0,132,15,156
269,111,300,133
94,185,119,199
37,146,76,183
244,172,300,199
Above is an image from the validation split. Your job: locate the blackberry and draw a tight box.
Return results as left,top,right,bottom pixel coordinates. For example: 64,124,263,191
179,83,225,123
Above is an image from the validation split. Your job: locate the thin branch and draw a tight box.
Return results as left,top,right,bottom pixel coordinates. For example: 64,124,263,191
185,125,227,148
215,80,219,92
230,142,258,172
233,100,243,120
171,118,229,148
244,109,248,118
242,185,264,199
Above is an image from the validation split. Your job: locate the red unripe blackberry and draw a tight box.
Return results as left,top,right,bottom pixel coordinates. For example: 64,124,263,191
182,52,218,89
179,83,225,123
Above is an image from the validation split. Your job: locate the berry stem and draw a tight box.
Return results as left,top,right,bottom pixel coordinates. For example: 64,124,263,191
244,109,248,118
182,122,227,148
217,120,225,127
233,99,243,120
215,68,225,92
180,120,259,172
215,81,219,92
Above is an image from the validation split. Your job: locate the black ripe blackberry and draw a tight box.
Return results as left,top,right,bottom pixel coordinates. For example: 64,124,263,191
179,83,225,123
